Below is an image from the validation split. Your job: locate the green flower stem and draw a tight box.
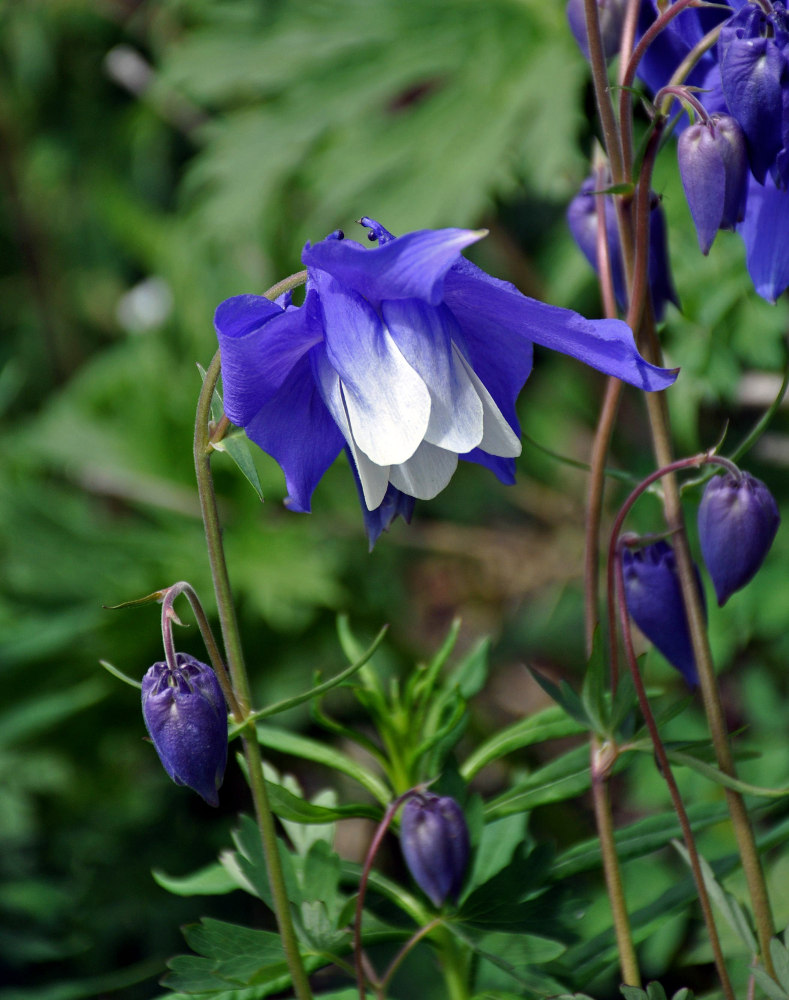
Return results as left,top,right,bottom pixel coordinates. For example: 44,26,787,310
433,926,470,1000
591,736,641,988
642,386,776,977
194,349,314,1000
613,542,735,1000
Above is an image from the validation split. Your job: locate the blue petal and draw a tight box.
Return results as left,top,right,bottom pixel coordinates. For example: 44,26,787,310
737,172,789,303
720,35,784,183
461,449,517,485
244,348,344,513
444,259,677,391
215,292,323,427
303,226,486,306
312,271,431,466
348,456,415,550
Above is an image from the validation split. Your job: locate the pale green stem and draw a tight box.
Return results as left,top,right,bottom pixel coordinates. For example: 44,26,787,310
194,350,314,1000
591,736,641,988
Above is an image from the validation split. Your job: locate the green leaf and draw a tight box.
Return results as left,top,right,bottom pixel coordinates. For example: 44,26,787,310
197,362,264,502
527,667,590,729
656,746,789,798
485,744,594,819
671,840,757,953
772,938,789,992
98,659,143,690
255,724,391,805
447,636,491,699
461,705,587,780
751,967,789,1000
465,813,527,894
265,778,380,825
152,863,239,897
645,984,668,1000
620,988,648,1000
240,624,389,725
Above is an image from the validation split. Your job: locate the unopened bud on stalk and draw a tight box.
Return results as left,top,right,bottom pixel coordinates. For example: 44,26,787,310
622,540,704,688
698,471,780,606
400,792,470,908
678,114,748,255
142,652,228,806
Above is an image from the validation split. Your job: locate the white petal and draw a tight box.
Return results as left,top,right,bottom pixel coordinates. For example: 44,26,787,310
454,348,522,458
342,323,431,466
388,441,458,500
313,352,390,509
382,299,484,454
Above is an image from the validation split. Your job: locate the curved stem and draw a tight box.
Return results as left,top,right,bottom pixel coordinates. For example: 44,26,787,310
194,351,314,1000
614,544,735,1000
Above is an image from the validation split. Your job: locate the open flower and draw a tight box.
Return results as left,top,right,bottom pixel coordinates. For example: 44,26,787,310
215,218,676,545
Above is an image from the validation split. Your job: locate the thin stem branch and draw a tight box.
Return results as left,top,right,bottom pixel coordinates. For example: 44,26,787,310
194,351,314,1000
583,0,625,185
614,544,735,1000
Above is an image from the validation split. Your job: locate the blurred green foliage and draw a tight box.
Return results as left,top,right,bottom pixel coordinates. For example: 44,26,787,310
2,1,789,999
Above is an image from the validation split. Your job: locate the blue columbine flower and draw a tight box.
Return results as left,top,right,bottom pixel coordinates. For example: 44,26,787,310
719,2,789,187
215,218,677,545
141,653,228,806
631,0,789,301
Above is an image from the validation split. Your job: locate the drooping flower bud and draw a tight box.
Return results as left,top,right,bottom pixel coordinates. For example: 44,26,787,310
400,792,470,908
698,471,780,606
567,177,679,321
566,0,628,61
622,540,704,688
142,652,228,806
718,3,789,187
678,114,748,254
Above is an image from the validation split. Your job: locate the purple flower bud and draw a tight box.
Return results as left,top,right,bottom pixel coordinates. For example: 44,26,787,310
566,0,628,61
718,3,789,186
141,652,228,806
698,471,780,606
567,177,679,321
400,792,470,908
622,541,705,688
678,114,748,254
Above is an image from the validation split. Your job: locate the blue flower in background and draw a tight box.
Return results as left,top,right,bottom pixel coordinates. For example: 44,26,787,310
633,0,789,302
215,218,677,545
566,176,679,320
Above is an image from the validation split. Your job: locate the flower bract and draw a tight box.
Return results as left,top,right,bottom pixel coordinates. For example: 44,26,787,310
400,792,470,908
215,218,677,546
141,652,228,806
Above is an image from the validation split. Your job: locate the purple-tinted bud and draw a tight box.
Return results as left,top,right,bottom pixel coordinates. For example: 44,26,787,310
400,792,470,908
141,652,228,806
622,541,705,688
718,3,789,186
567,177,679,321
567,0,627,61
678,114,748,254
698,471,780,606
